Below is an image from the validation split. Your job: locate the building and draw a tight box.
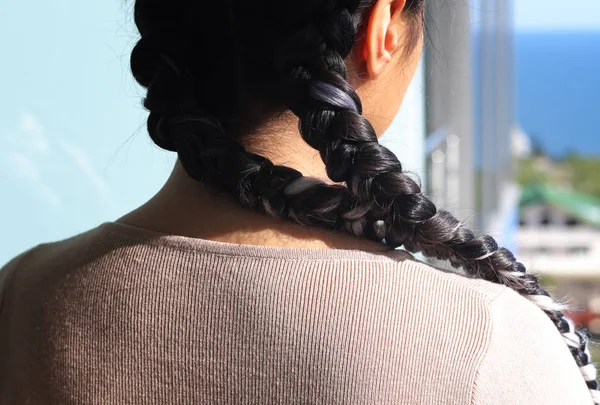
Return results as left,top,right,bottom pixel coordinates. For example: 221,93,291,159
517,184,600,333
518,183,600,275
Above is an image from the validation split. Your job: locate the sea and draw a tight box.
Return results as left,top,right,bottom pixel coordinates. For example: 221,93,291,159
515,31,600,158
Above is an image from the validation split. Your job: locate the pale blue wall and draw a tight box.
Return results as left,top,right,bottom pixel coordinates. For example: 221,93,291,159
381,60,426,187
0,1,174,265
0,1,425,266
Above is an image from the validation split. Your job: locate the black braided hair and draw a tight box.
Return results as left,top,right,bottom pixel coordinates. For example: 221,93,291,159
131,0,599,401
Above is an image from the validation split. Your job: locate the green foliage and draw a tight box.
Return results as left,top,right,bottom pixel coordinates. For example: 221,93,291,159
516,158,547,186
563,156,600,200
516,155,600,200
590,345,600,363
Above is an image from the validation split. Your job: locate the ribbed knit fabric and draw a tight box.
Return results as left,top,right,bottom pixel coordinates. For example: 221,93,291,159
0,222,592,404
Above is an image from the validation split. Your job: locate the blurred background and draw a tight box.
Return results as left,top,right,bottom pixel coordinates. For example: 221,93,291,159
1,0,599,337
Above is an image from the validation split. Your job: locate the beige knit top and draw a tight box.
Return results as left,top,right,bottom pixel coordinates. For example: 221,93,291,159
0,222,592,404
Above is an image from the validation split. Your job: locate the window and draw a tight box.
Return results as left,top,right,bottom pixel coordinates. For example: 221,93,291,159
568,246,590,256
540,209,552,226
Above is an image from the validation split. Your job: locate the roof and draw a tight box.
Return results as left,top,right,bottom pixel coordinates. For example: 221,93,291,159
520,184,600,228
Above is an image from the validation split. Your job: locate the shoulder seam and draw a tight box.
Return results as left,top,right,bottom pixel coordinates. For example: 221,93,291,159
412,259,512,304
469,287,515,405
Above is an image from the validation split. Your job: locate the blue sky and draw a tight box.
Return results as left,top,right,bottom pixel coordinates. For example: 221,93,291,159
514,0,600,31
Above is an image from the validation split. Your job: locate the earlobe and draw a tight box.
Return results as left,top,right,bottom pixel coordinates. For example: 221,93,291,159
363,0,407,79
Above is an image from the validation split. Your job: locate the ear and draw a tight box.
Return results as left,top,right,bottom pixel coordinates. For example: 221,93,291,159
362,0,408,79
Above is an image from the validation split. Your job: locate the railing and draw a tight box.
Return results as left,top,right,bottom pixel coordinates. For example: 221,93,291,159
425,127,462,210
425,127,521,251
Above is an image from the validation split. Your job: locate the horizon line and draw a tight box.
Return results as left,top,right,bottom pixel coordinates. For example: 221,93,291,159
471,26,600,34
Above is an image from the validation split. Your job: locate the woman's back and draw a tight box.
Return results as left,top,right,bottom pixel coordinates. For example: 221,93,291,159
1,0,598,402
0,223,591,404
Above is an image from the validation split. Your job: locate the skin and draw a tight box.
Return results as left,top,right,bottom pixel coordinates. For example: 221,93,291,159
120,0,423,252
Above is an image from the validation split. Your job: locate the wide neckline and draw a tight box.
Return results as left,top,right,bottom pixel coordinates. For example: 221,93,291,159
100,222,414,263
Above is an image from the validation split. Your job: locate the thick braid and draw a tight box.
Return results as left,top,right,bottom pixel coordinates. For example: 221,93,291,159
132,38,361,230
131,0,599,401
284,7,600,403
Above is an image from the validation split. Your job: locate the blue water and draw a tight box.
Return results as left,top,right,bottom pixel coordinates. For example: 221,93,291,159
516,32,600,158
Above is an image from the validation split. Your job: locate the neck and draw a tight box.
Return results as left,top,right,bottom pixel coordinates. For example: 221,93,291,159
243,112,330,180
119,114,390,252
